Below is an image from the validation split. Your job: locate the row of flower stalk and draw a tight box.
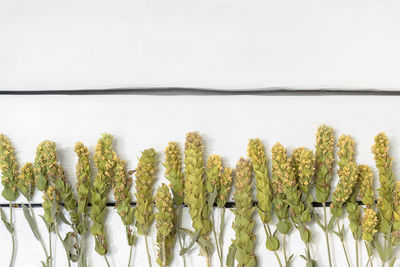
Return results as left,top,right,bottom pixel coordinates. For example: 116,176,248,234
0,125,398,267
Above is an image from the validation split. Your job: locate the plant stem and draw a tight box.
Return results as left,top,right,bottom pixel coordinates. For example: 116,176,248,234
128,245,133,267
211,211,223,267
55,221,71,267
206,254,211,267
283,234,288,266
9,202,15,267
27,200,49,261
219,208,226,264
49,230,53,267
144,235,152,267
340,238,351,267
356,239,359,267
162,238,166,267
264,224,283,267
323,203,333,267
177,206,186,267
104,255,111,267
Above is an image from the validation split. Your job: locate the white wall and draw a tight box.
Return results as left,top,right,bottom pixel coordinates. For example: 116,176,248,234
1,1,400,267
1,0,400,90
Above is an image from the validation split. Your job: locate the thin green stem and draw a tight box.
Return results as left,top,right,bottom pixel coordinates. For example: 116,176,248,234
219,208,226,261
177,206,186,267
365,241,373,267
55,220,71,267
27,200,49,260
104,255,111,267
206,254,211,267
264,224,283,267
356,239,359,267
340,238,351,267
144,235,152,267
9,202,15,267
283,234,288,266
128,245,133,267
49,229,53,267
162,238,166,267
211,211,223,267
323,203,333,267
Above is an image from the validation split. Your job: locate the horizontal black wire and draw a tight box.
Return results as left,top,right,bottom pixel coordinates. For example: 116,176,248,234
2,87,400,96
0,200,365,209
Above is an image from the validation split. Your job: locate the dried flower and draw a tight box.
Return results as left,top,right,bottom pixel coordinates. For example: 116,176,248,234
90,134,117,255
232,158,257,267
271,143,291,235
330,135,358,217
74,142,91,234
292,147,315,196
42,185,60,225
155,184,176,266
372,132,395,234
34,140,58,192
358,165,378,242
135,148,157,236
362,208,378,242
205,154,222,196
315,125,335,203
113,158,136,247
17,163,35,200
0,134,19,201
391,182,400,246
164,142,184,205
247,139,273,225
135,148,157,267
217,167,233,208
358,165,375,208
184,132,212,236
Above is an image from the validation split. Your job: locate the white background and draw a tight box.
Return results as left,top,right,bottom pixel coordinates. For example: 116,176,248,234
1,0,400,267
1,0,400,90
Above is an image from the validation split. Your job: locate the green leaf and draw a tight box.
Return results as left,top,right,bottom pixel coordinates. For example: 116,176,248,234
389,257,397,267
22,204,40,240
226,243,237,267
57,211,71,226
179,228,201,256
0,207,13,233
327,216,336,231
266,236,279,251
207,189,218,211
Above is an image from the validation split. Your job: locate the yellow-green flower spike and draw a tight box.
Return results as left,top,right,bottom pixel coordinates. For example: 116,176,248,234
315,125,335,203
330,135,358,217
232,158,257,267
271,143,291,235
134,148,157,236
155,184,176,266
90,134,117,255
74,142,91,234
42,185,60,225
391,182,400,245
205,154,223,195
292,147,315,196
371,132,395,234
34,140,59,192
358,165,375,208
184,132,212,236
362,208,378,242
0,134,20,201
113,158,135,246
164,142,184,205
17,163,35,200
247,139,273,225
217,167,233,208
